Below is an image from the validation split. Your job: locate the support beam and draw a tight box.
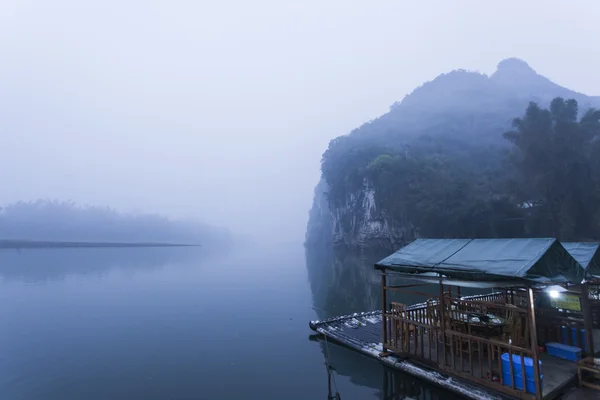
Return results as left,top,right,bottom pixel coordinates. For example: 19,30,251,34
582,281,595,356
439,278,447,367
527,287,542,400
381,273,388,352
384,283,429,290
383,288,441,298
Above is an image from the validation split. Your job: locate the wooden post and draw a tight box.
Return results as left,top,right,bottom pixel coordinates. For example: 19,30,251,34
527,287,542,400
439,277,447,367
382,272,388,352
456,286,461,299
582,281,595,356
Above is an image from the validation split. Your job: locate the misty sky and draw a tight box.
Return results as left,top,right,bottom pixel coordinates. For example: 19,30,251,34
1,1,599,242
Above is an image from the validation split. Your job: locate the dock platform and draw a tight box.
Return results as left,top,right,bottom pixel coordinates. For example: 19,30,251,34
310,311,593,400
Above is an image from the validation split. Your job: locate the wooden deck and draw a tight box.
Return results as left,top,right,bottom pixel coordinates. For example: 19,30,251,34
310,311,599,400
563,386,600,399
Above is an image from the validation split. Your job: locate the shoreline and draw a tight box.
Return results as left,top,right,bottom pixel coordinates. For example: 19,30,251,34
0,240,199,249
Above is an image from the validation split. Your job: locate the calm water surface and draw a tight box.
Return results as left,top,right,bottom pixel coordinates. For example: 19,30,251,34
0,243,460,400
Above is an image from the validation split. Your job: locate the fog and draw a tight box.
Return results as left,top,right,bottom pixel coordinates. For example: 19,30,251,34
1,0,599,243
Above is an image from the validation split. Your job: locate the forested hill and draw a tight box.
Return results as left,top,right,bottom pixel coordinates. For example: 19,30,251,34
308,58,600,249
0,200,232,247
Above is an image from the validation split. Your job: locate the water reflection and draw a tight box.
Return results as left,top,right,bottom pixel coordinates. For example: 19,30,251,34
305,244,386,320
380,368,463,400
305,244,463,400
0,246,219,283
310,333,462,400
305,244,450,321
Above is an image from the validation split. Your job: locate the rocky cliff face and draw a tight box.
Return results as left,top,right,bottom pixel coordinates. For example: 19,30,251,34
306,177,415,251
305,178,332,245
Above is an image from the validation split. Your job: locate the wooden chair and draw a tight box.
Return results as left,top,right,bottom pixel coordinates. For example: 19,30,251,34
504,304,518,325
426,298,440,328
506,315,523,345
490,305,525,359
445,300,468,334
502,304,526,345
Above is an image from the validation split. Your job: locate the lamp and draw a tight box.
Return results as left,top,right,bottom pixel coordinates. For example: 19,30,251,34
543,284,568,298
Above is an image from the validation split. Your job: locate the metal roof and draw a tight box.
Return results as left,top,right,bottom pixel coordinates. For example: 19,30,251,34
375,238,585,284
563,242,600,277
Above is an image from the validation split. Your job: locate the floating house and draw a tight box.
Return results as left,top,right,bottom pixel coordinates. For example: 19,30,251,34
310,238,600,399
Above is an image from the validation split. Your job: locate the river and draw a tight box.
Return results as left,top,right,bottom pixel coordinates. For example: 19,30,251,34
0,243,462,400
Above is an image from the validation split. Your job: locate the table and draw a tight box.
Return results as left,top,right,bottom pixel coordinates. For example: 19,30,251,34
448,311,506,337
578,356,600,391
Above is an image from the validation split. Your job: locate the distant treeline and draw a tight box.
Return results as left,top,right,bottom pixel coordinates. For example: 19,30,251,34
0,200,232,246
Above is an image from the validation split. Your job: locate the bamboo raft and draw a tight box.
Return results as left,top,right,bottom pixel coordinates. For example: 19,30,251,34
310,310,596,400
310,311,503,400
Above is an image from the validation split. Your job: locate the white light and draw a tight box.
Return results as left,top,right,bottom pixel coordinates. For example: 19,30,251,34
550,290,560,298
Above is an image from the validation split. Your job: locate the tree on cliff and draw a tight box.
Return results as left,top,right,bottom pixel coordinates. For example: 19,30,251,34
504,98,600,239
364,141,522,239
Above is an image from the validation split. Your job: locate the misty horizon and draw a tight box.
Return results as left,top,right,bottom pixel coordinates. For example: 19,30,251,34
2,1,600,243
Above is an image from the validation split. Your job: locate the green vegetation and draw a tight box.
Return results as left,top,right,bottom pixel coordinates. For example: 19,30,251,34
504,99,600,239
321,97,600,241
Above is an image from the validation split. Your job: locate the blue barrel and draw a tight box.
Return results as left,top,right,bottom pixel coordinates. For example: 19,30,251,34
561,326,568,344
501,353,543,379
501,353,543,394
502,372,543,393
580,329,587,352
571,327,579,347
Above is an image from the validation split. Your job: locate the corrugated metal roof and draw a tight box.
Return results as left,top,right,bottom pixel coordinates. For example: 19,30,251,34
563,242,600,276
376,238,584,283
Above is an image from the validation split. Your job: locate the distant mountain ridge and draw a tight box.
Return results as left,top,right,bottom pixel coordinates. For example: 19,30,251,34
349,58,600,145
306,58,600,249
400,57,599,110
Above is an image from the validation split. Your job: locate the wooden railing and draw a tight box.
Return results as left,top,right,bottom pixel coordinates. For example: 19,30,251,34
587,285,600,327
537,308,587,351
445,297,531,346
592,303,600,329
460,291,506,303
385,302,437,364
442,327,537,399
383,295,540,399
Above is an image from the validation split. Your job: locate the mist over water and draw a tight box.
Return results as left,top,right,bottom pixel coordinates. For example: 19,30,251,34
0,243,460,400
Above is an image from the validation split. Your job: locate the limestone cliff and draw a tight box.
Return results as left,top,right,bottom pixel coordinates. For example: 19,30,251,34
306,177,415,250
306,58,600,250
